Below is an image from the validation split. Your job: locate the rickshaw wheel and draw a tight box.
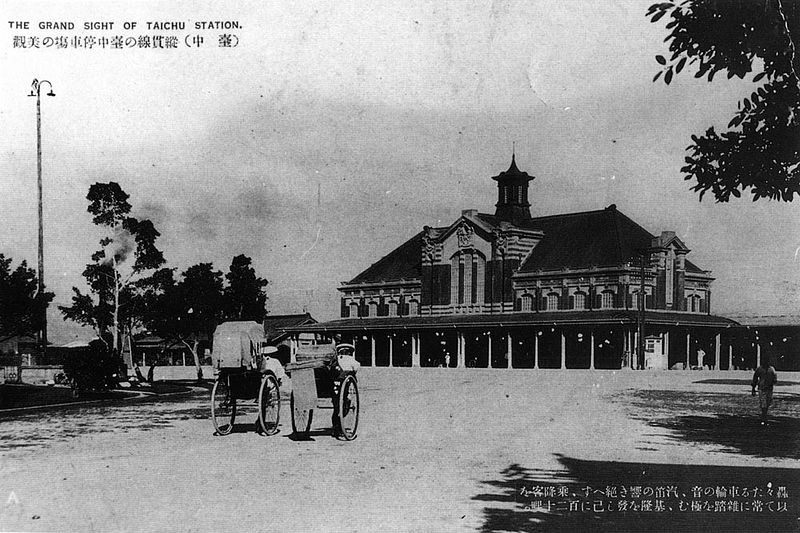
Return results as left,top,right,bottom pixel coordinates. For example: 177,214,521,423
258,372,280,436
211,376,236,435
337,374,359,441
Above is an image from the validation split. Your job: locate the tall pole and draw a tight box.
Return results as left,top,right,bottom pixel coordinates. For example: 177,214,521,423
638,250,647,370
30,79,55,358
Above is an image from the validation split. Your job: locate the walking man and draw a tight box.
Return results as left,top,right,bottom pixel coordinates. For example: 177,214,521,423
751,356,778,425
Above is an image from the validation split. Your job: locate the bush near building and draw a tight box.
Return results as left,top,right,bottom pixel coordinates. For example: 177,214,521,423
61,339,123,393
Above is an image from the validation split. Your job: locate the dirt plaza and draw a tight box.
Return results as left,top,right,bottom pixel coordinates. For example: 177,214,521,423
0,368,798,532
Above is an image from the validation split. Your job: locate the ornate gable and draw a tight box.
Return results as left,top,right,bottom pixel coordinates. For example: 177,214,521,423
437,215,494,263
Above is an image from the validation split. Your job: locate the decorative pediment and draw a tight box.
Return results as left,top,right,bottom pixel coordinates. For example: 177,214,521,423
437,214,493,247
456,224,474,248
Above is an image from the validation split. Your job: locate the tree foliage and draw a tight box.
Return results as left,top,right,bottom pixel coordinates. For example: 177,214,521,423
223,254,268,322
0,255,54,340
140,256,268,379
649,0,800,201
59,182,165,351
143,263,225,380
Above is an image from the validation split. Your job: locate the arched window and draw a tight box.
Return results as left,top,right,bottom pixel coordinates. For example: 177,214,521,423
349,302,359,318
388,301,398,317
408,300,419,315
547,292,559,311
601,291,614,309
573,292,585,310
451,251,485,306
521,294,533,311
368,301,378,317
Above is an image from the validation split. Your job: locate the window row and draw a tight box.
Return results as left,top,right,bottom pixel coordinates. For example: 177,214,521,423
344,299,419,318
516,290,706,312
517,290,646,311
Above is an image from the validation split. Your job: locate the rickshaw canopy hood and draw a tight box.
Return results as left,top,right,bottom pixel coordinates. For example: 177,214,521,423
212,321,265,369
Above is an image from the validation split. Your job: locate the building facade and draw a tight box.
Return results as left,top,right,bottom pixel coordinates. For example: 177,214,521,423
291,156,739,370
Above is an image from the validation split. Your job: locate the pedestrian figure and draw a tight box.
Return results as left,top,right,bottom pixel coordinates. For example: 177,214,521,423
751,356,778,425
444,353,451,368
697,348,706,369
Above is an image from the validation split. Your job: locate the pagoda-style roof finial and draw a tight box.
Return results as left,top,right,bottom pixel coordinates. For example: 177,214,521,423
491,149,534,224
510,142,517,170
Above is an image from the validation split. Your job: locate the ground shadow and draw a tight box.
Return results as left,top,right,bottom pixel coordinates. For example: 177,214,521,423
285,428,337,441
615,389,800,460
651,414,800,459
694,379,800,386
473,456,800,532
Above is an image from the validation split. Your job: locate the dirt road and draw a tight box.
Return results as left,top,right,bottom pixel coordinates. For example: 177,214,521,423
1,369,798,532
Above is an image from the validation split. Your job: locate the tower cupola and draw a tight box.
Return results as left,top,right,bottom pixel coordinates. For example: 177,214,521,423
491,154,534,224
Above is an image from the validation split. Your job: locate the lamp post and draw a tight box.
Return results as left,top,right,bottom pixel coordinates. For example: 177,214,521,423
29,79,55,358
634,246,661,369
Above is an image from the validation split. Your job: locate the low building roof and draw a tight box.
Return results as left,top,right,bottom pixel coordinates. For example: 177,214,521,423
263,313,317,342
282,311,738,333
726,315,800,327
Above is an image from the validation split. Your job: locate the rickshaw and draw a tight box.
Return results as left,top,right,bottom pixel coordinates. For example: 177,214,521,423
210,322,359,440
284,343,360,440
210,321,281,436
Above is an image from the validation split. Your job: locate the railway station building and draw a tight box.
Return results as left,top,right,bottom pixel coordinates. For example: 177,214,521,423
288,156,740,370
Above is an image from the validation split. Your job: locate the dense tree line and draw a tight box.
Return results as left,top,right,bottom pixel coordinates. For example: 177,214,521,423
58,182,269,381
0,255,53,346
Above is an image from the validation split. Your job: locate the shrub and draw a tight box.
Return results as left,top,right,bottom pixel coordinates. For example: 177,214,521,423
62,340,123,393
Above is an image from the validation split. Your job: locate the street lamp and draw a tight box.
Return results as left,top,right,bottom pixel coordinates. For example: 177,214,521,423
29,79,55,358
634,246,661,370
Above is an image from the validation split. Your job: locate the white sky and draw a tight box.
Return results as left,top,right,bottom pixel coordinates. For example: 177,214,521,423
1,0,798,342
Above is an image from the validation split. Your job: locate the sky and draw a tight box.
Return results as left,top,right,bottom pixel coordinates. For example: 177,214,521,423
1,0,798,343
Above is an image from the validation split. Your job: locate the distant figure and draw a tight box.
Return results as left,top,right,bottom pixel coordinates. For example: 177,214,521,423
444,353,451,368
751,356,778,425
697,348,706,369
147,364,156,383
134,365,146,382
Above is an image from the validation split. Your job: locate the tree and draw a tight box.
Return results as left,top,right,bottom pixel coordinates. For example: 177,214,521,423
0,254,54,343
223,254,268,322
59,182,165,361
649,0,800,201
145,263,224,381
